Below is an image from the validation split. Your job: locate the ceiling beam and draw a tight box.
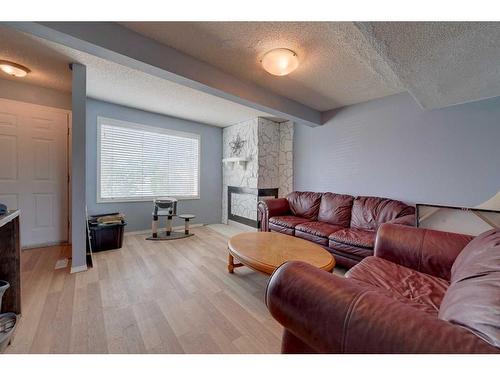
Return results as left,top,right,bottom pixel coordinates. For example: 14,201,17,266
4,21,322,127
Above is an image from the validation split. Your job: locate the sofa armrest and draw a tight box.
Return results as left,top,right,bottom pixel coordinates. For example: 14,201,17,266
257,198,290,232
266,261,497,353
387,214,415,226
374,223,474,280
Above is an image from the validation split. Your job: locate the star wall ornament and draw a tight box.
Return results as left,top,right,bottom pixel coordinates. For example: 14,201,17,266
229,134,246,156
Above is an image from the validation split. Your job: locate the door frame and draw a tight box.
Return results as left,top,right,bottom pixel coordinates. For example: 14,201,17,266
0,98,72,247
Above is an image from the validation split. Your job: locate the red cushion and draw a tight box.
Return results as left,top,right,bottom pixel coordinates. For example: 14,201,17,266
328,241,373,259
347,256,450,315
295,221,343,238
450,229,500,283
317,192,354,227
351,196,414,230
269,215,312,229
329,228,376,249
269,223,294,235
295,222,343,246
295,231,329,246
286,192,322,220
439,229,500,348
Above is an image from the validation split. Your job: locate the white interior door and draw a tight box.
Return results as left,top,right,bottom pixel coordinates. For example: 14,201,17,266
0,99,69,248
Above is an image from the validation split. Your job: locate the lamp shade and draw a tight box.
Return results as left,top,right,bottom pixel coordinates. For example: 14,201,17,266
261,48,299,76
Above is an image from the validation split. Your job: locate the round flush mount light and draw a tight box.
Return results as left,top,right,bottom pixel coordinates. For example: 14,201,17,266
261,48,299,76
0,60,30,78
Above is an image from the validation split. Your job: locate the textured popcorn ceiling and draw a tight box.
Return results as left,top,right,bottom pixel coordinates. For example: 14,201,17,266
121,21,500,111
356,22,500,109
3,22,500,125
0,26,272,127
0,26,72,92
120,22,405,111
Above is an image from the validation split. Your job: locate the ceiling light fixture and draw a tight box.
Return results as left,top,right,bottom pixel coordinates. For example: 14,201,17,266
261,48,299,76
0,60,30,78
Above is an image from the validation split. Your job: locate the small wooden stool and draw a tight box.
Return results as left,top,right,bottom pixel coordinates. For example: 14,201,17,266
178,214,196,235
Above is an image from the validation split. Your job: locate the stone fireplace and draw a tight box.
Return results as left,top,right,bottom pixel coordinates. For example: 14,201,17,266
222,117,293,227
227,186,278,227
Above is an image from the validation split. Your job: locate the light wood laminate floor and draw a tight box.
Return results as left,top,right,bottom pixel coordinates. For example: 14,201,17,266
6,226,284,353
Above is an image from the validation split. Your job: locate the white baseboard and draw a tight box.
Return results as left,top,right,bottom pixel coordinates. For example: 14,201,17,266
22,241,70,250
70,264,88,274
124,223,205,236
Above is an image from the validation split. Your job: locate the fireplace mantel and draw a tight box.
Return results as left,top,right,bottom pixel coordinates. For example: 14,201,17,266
222,157,249,169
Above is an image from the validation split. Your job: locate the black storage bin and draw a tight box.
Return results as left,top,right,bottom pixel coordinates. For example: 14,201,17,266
87,213,126,252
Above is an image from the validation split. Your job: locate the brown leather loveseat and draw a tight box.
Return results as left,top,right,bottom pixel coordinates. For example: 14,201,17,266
258,191,415,268
266,224,500,353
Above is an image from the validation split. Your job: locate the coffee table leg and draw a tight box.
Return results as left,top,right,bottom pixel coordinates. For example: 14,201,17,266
228,252,244,273
228,253,235,273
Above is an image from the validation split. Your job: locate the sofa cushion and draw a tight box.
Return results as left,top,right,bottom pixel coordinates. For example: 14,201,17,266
351,196,415,230
269,223,294,235
295,222,343,246
328,241,373,260
329,228,376,249
295,231,328,246
450,229,500,283
286,192,322,220
439,229,500,348
295,221,343,238
269,215,312,229
347,256,450,315
317,192,354,227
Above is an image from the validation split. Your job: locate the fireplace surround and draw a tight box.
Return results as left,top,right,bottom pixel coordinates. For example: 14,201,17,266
227,186,278,228
222,117,294,225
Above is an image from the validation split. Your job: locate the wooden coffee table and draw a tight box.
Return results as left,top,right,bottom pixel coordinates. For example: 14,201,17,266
227,232,335,275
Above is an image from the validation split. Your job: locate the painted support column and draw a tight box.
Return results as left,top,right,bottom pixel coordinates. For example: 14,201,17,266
71,63,87,273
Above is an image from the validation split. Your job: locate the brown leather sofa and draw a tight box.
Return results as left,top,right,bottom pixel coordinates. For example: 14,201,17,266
258,191,415,268
266,224,500,353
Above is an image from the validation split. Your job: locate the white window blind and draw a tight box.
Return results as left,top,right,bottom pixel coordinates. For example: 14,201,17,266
97,117,200,202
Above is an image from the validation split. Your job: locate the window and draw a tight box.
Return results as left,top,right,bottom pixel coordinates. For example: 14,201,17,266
97,117,200,202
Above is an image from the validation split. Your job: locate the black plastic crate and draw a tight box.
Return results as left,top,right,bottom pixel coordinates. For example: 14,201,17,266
87,213,126,252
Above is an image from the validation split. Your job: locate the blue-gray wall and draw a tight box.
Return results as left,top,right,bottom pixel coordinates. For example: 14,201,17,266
71,64,87,269
86,99,222,231
294,93,500,207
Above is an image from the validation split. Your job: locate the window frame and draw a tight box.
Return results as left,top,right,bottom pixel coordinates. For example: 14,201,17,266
96,116,201,203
